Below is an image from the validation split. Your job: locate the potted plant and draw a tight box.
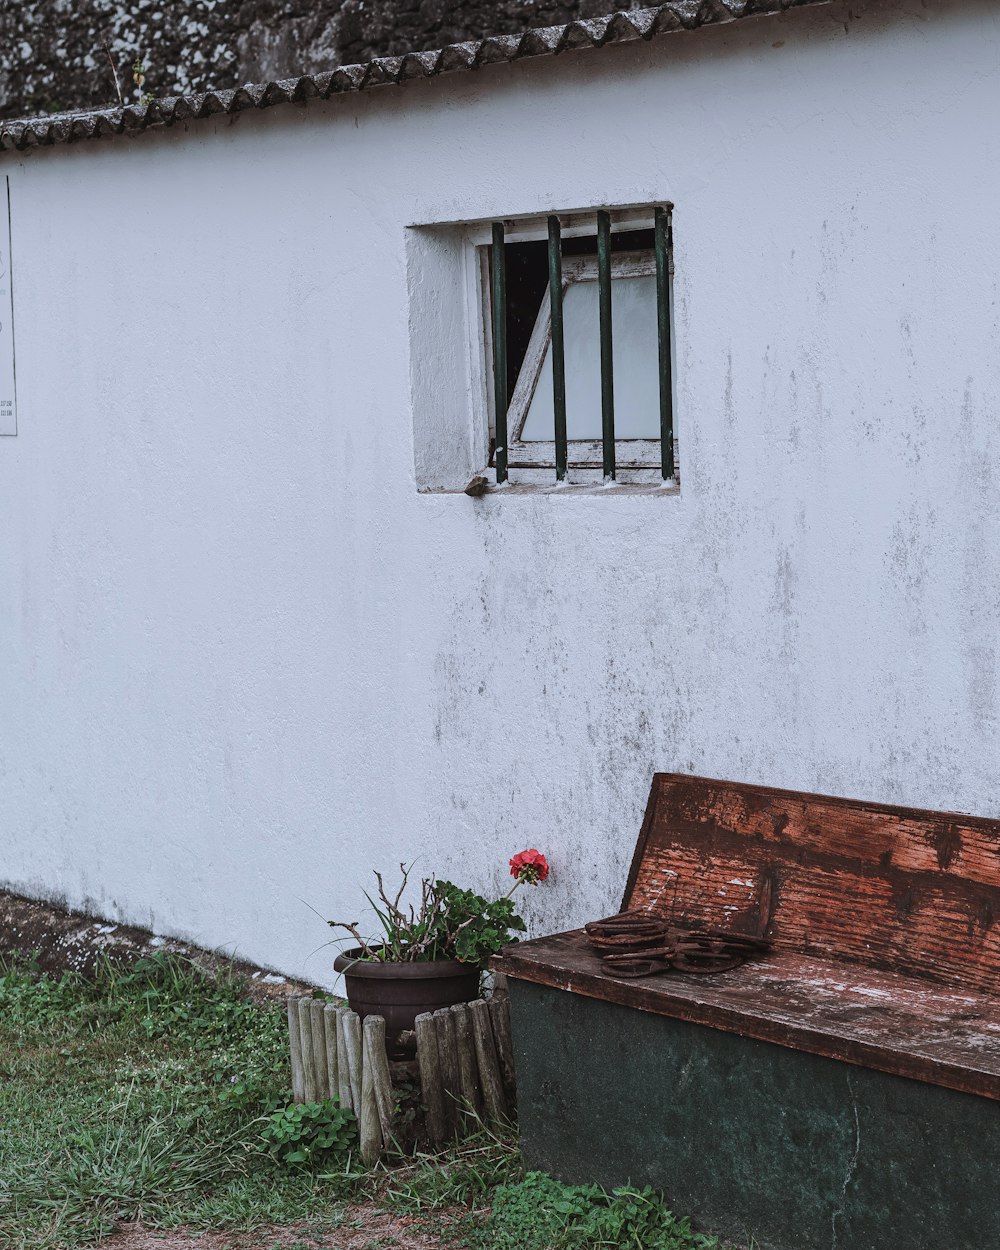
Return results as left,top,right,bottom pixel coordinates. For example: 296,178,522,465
329,849,550,1044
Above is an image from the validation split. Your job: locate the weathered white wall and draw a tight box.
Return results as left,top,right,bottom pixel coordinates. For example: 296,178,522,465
1,0,999,982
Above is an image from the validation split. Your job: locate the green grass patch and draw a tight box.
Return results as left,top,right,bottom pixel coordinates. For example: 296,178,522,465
0,954,357,1248
0,954,722,1250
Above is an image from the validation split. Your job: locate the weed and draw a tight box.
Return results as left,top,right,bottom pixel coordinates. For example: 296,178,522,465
262,1100,357,1168
482,1171,719,1250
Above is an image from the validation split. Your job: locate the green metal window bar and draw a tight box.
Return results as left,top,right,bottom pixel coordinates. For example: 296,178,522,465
548,215,568,482
655,205,675,481
491,221,509,484
490,205,675,486
597,210,616,480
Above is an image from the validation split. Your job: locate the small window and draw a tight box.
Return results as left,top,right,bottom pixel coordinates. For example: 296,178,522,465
483,209,677,488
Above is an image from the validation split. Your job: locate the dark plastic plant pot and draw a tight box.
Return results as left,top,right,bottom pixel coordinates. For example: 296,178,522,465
333,947,481,1042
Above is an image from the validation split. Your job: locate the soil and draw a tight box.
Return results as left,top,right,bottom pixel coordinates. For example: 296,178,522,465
102,1204,461,1249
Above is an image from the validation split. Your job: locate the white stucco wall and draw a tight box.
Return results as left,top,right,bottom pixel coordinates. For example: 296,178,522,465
1,0,999,982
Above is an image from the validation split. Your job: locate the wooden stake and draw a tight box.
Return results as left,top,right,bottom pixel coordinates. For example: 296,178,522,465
336,1009,353,1111
434,1007,460,1138
287,996,306,1104
343,1010,363,1113
298,998,317,1103
488,993,517,1106
415,1012,448,1146
365,1014,395,1143
450,1002,483,1121
470,998,507,1123
359,1019,383,1164
310,1000,329,1099
323,1003,340,1102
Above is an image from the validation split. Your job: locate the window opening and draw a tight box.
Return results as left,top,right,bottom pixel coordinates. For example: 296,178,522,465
488,208,675,486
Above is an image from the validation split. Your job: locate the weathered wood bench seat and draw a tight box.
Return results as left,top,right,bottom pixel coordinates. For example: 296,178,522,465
502,935,1000,1100
501,773,1000,1099
497,774,1000,1250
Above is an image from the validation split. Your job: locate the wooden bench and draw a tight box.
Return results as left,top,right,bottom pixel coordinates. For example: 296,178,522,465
496,774,1000,1250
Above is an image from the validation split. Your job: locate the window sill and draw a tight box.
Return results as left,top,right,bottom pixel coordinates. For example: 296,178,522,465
485,481,680,497
419,475,680,499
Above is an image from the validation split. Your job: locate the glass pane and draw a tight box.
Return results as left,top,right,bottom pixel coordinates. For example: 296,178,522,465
520,273,660,441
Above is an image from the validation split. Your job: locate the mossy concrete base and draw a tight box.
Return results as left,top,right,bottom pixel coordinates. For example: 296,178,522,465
0,888,309,1001
509,979,1000,1250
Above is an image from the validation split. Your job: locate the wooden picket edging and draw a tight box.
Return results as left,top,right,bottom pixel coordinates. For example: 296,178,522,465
286,996,392,1163
286,990,517,1159
414,994,517,1146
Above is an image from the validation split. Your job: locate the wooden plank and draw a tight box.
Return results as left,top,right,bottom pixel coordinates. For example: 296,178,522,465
623,774,1000,994
415,1011,448,1146
343,1011,363,1113
495,931,1000,1101
323,1003,340,1102
297,998,317,1103
629,772,1000,891
309,1000,329,1100
364,1014,395,1143
488,994,517,1106
630,841,1000,991
433,1007,460,1139
507,437,679,472
469,998,507,1123
287,996,306,1104
336,1009,354,1112
450,1002,483,1121
359,1016,384,1164
630,770,1000,890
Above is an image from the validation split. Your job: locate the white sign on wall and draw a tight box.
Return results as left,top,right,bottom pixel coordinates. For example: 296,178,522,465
0,177,15,436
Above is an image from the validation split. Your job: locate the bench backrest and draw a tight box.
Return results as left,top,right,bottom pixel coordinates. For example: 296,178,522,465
623,774,1000,993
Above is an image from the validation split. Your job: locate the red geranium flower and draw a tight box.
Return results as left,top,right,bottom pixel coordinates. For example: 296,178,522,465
509,849,550,885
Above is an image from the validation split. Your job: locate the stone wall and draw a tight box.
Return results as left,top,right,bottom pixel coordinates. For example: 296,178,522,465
0,0,635,120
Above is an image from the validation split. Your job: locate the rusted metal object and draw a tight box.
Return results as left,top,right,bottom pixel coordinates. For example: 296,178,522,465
588,933,662,955
602,946,676,978
584,911,665,938
585,914,668,956
584,904,772,979
584,911,670,955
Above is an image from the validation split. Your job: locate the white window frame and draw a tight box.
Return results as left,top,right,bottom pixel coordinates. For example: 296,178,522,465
472,213,679,484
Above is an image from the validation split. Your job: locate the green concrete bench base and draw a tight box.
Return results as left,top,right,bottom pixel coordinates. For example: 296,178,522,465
509,979,1000,1250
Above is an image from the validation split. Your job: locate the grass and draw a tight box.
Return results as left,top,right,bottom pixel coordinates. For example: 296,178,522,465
0,954,722,1250
0,954,361,1247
